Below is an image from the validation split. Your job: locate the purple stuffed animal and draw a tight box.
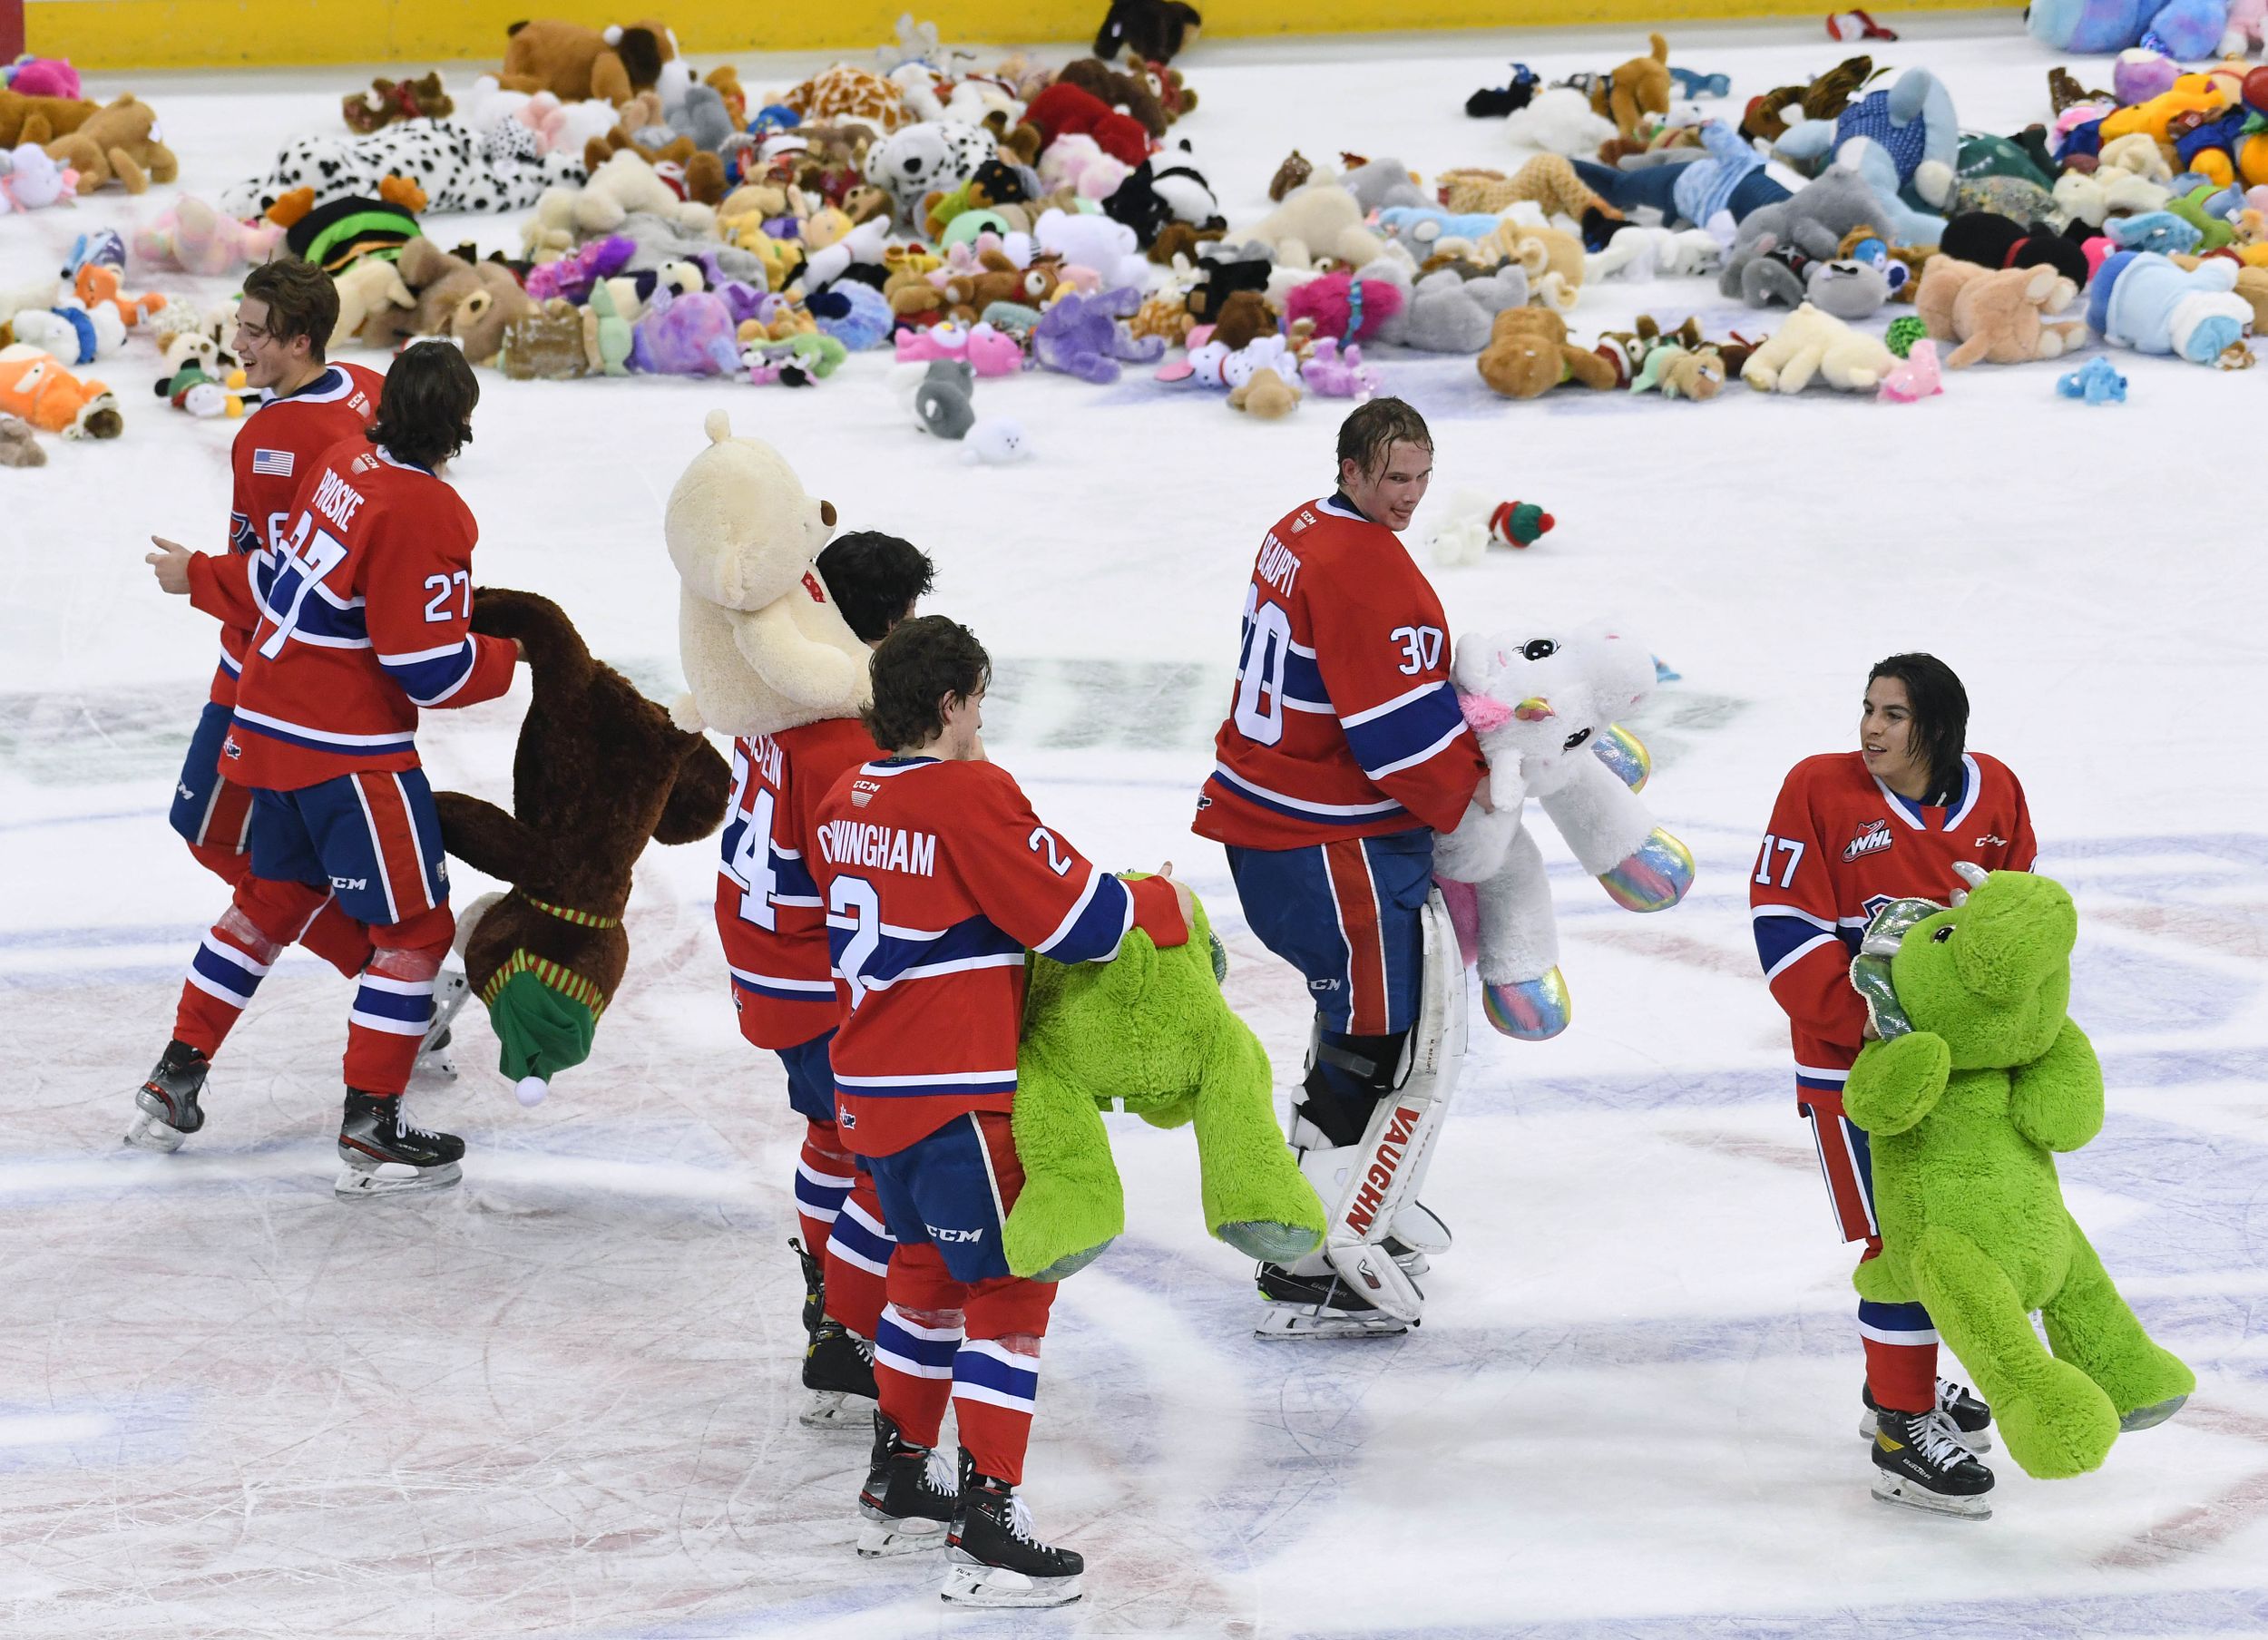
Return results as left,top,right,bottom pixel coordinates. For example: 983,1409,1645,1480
526,235,635,304
629,287,743,376
1031,287,1165,384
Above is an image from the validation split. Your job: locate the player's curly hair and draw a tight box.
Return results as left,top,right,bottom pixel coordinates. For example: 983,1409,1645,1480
240,259,338,366
1869,653,1970,805
365,340,479,472
1335,396,1432,484
818,532,936,644
865,616,990,754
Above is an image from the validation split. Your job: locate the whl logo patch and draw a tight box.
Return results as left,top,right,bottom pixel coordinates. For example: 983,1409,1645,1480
1844,818,1894,862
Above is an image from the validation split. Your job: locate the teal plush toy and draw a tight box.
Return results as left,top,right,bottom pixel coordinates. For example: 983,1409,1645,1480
1845,864,2194,1481
1005,888,1327,1282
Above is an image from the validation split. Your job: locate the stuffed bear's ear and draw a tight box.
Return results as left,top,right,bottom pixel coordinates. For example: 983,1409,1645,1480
705,408,732,444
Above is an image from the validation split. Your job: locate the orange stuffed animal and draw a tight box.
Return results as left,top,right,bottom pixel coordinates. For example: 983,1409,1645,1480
74,264,166,329
497,18,678,106
0,346,123,437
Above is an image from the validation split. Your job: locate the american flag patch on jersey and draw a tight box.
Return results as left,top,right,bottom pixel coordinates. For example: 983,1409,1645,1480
250,449,295,477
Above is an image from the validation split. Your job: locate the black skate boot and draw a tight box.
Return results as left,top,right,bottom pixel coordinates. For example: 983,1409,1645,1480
409,968,472,1080
125,1040,210,1153
1254,1262,1410,1342
335,1088,464,1200
942,1457,1084,1608
1862,1378,1993,1452
855,1412,956,1557
1871,1408,1996,1519
792,1237,877,1432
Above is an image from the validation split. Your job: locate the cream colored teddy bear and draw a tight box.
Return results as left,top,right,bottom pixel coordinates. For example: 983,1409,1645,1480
540,147,716,239
1741,301,1897,393
663,410,869,737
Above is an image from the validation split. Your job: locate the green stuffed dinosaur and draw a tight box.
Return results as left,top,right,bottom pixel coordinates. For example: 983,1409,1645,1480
1005,888,1327,1282
1845,863,2194,1481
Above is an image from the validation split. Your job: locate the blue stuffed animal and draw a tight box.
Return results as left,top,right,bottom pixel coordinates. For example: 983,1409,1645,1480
1774,66,1958,229
2087,249,2255,366
2057,355,2129,403
1375,204,1513,255
2027,0,2229,57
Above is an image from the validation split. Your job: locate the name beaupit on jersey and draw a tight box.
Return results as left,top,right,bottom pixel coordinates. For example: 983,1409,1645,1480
809,755,1187,1157
1750,750,2038,1108
222,439,517,791
184,364,386,708
1194,495,1486,849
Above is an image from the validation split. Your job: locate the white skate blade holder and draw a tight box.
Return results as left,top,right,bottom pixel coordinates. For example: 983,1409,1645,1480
1321,891,1467,1324
855,1515,949,1558
800,1391,873,1433
409,970,474,1082
335,1159,464,1201
123,1112,189,1154
1872,1470,1991,1520
1253,1306,1408,1342
942,1551,1084,1608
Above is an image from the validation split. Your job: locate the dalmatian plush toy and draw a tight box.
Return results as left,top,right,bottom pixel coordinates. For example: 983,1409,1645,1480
220,117,585,218
861,119,998,226
1430,620,1696,1040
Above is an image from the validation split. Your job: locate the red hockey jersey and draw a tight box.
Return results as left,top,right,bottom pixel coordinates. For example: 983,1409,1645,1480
718,717,881,1049
809,755,1188,1157
222,442,516,791
1751,751,2037,1109
185,364,385,708
1193,494,1487,850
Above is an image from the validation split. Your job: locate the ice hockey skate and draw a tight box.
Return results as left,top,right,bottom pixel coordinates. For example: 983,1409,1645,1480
407,968,473,1080
793,1233,877,1431
334,1089,464,1199
124,1040,211,1153
1253,1261,1411,1341
1870,1409,1995,1519
941,1460,1084,1608
855,1414,956,1557
1861,1379,1993,1453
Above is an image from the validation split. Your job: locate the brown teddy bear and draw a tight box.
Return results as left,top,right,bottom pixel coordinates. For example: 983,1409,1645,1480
435,587,729,1104
497,17,677,106
582,99,728,205
1055,56,1170,140
342,72,455,134
1209,288,1277,351
44,95,178,194
0,85,98,146
941,249,1054,321
1914,257,2087,367
362,237,535,364
1598,34,1673,142
1477,308,1621,399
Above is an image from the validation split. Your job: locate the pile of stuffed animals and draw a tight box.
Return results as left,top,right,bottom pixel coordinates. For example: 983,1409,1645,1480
7,10,2267,468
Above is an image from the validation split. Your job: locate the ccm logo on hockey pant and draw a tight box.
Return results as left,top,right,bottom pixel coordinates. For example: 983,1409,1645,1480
928,1225,984,1244
1342,1103,1423,1237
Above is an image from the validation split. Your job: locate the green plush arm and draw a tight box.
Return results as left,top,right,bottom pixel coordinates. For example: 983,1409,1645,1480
1843,1031,1952,1137
1002,1055,1125,1282
1188,1012,1326,1263
2009,1017,2105,1153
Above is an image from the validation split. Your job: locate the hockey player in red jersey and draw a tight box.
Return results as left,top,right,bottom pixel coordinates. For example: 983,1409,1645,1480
129,342,523,1198
145,260,396,1022
714,531,934,1430
1753,654,2037,1518
809,617,1191,1608
1193,399,1489,1339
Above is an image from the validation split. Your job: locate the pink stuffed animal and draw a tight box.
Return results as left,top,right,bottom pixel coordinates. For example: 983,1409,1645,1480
1282,270,1405,347
132,196,281,276
894,320,1024,376
1879,337,1943,403
1302,337,1380,397
8,57,82,99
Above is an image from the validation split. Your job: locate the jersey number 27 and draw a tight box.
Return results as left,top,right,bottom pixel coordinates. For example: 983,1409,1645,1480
254,512,347,660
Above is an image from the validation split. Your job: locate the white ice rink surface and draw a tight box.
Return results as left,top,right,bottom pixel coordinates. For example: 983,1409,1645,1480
5,13,2268,1636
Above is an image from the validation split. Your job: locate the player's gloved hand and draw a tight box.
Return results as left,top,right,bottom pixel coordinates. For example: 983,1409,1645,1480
145,536,193,596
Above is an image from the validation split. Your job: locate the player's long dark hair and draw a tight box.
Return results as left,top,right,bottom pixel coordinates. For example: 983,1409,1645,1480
366,340,479,473
865,617,990,753
1868,652,1970,805
819,532,936,644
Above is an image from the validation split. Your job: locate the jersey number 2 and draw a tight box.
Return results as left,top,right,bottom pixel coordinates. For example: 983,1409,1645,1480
830,876,882,1010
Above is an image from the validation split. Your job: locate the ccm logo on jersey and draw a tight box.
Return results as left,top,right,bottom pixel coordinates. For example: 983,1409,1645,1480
1977,835,2008,847
928,1225,984,1244
1843,818,1894,862
849,777,880,810
330,875,368,890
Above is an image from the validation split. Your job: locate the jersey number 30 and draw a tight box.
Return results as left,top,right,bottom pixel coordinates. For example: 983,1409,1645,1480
1233,592,1293,747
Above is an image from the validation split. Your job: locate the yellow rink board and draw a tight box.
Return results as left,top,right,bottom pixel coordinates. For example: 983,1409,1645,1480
32,0,1997,73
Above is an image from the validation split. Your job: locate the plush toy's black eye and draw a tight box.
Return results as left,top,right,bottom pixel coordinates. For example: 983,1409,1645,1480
1562,727,1591,751
1521,639,1559,660
1931,926,1954,942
